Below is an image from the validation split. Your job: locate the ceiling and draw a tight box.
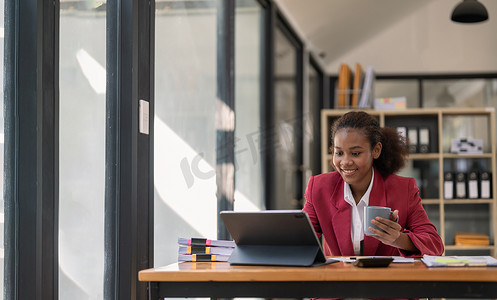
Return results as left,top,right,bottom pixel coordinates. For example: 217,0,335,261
273,0,494,74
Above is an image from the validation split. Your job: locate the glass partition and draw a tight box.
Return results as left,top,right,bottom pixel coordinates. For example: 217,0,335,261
272,23,301,209
375,79,419,108
306,60,322,177
234,0,264,211
423,79,497,108
375,78,497,109
154,0,218,267
59,0,106,298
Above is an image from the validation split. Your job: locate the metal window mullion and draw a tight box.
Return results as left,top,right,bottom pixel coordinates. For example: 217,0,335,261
295,39,304,208
136,0,154,296
104,0,120,299
5,0,59,299
262,0,275,210
216,0,235,240
255,0,272,210
4,0,18,298
105,0,153,299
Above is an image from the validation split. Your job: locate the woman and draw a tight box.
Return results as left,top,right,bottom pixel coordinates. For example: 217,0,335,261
303,111,443,257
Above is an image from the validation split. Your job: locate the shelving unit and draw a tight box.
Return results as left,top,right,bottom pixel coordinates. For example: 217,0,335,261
321,107,497,256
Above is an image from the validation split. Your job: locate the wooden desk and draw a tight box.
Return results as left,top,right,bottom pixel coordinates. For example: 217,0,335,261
139,260,497,299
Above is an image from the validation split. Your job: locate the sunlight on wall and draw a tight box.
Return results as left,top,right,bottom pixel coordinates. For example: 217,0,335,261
154,117,217,238
76,49,106,95
234,190,260,212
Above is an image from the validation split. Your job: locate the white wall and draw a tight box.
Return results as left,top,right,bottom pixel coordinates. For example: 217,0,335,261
327,0,497,74
275,0,497,75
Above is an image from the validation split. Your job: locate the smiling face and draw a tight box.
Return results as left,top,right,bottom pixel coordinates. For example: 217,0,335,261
332,128,382,196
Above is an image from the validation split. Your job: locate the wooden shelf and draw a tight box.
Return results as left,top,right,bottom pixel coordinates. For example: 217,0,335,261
445,245,495,251
443,153,493,159
443,199,494,204
321,108,497,256
409,153,440,160
422,199,440,205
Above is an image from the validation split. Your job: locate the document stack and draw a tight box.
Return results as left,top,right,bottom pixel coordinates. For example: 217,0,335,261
177,237,236,262
422,254,497,267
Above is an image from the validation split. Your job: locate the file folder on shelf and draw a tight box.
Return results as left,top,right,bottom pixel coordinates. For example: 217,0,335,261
337,64,352,108
418,127,430,153
407,127,418,153
444,172,454,199
358,66,375,108
396,126,407,141
480,171,492,198
455,172,467,198
351,63,363,108
467,171,479,199
220,210,334,267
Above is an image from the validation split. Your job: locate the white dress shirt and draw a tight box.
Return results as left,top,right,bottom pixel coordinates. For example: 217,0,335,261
343,169,374,255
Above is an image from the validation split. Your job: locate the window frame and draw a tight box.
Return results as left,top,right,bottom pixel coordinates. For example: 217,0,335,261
4,0,59,298
266,10,304,209
105,0,154,298
3,0,325,299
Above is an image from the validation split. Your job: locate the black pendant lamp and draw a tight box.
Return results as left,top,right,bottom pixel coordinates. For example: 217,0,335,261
451,0,489,23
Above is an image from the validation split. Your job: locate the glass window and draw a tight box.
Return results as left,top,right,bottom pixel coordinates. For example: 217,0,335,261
423,79,497,108
375,79,419,108
424,78,497,140
59,1,106,298
154,0,218,267
305,61,322,178
234,0,264,211
272,24,300,209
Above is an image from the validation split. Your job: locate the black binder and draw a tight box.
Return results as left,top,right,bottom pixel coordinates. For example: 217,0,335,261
444,172,454,199
480,171,492,198
407,127,418,153
455,172,467,198
468,171,479,199
220,210,334,267
418,127,430,153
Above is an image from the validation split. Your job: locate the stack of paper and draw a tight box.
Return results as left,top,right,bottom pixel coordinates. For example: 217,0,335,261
454,232,490,246
373,97,407,110
177,237,236,262
422,255,497,267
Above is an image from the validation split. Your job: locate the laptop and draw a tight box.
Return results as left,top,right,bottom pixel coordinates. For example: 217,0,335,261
220,210,334,267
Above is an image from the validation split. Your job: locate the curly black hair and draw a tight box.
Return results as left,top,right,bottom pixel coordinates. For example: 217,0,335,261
330,111,409,177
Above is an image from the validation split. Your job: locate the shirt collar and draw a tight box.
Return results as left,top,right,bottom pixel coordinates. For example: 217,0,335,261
344,168,375,206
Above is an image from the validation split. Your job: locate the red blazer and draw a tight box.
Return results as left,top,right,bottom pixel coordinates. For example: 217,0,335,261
303,169,444,257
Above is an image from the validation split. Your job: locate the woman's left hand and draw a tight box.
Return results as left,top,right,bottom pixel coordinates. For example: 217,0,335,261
368,209,403,247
